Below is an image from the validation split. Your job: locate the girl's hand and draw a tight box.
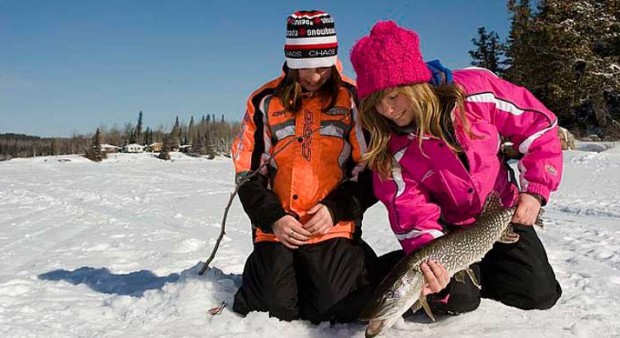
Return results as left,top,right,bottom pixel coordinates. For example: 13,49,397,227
302,203,334,235
272,215,311,249
421,259,450,296
511,193,542,226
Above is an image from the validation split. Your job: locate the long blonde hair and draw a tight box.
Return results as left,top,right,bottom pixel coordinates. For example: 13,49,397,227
359,82,471,179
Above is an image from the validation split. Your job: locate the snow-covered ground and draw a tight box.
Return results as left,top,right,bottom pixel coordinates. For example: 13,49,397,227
0,144,619,337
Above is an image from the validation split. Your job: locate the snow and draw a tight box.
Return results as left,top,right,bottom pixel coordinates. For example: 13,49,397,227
1,145,619,337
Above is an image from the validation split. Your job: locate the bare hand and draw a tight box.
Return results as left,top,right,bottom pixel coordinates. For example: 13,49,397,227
421,259,450,296
511,193,541,226
302,203,334,235
272,215,311,249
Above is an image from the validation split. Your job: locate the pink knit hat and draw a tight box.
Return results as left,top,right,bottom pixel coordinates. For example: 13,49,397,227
350,21,431,100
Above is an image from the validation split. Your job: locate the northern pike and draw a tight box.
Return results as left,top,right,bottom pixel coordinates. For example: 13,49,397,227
361,192,542,337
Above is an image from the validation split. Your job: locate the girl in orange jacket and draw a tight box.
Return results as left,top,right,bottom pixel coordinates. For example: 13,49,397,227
231,10,380,323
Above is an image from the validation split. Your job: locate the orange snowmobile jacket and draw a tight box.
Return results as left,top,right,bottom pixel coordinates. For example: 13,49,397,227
231,66,375,244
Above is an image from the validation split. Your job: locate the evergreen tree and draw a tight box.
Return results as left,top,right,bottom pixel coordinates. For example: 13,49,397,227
143,127,151,145
135,111,144,145
51,139,60,156
203,131,216,159
469,27,505,75
188,116,195,145
192,132,204,155
85,128,106,162
170,116,182,148
530,0,619,137
529,0,581,123
504,0,535,85
583,0,620,138
158,134,174,160
190,131,216,158
125,122,136,145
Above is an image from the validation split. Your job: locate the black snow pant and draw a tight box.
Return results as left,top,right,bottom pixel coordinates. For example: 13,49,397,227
394,224,562,316
232,237,385,324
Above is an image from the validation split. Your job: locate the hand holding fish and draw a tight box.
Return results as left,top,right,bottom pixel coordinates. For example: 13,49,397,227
511,193,542,226
421,259,450,296
360,193,518,337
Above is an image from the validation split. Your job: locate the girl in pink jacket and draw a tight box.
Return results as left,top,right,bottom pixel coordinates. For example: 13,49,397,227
350,21,562,315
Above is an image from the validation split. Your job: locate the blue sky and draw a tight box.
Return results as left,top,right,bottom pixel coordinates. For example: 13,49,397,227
0,0,511,137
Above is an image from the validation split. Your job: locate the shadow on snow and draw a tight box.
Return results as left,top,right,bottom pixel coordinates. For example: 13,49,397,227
37,262,241,297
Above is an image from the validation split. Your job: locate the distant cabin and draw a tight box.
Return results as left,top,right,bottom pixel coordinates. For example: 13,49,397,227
147,142,162,152
100,144,121,153
123,143,145,153
179,144,192,153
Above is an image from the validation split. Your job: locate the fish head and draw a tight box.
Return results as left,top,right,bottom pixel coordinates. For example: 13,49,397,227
361,270,424,335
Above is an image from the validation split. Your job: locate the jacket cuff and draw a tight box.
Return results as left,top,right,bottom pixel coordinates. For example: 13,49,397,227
320,199,342,225
255,207,288,233
524,182,551,206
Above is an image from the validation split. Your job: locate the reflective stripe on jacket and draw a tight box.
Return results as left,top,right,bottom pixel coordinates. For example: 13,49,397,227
373,68,563,254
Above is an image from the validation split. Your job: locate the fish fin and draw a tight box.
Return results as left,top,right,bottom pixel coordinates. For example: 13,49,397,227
480,191,505,217
498,225,520,244
410,300,422,314
535,208,545,228
465,268,481,289
455,268,480,288
454,270,466,284
419,295,436,322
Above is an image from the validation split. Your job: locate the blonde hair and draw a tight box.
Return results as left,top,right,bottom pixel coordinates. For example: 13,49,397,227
359,82,471,179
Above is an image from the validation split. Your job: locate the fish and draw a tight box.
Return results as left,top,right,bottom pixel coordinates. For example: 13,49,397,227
361,192,542,337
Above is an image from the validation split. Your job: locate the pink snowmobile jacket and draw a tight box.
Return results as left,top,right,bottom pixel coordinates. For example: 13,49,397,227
373,67,563,254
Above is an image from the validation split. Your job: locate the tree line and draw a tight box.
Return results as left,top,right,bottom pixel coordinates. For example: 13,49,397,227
1,112,239,161
469,0,620,140
0,133,90,161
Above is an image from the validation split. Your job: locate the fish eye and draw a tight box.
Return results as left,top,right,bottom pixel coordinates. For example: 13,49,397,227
386,290,394,299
